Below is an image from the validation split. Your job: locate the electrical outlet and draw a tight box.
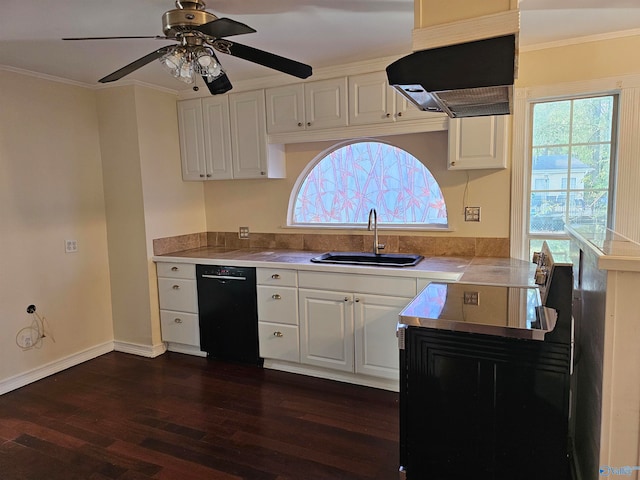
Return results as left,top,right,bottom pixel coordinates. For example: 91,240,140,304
65,239,78,253
20,333,33,349
463,291,479,305
464,207,481,222
238,227,250,239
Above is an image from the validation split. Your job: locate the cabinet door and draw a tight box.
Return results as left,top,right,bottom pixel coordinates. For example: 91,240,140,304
348,72,395,126
265,84,305,134
177,99,207,181
298,288,354,372
229,89,268,178
354,293,409,379
202,96,233,179
448,115,509,170
304,78,349,130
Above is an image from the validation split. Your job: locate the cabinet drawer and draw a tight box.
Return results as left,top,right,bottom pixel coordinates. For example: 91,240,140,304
257,286,298,325
257,268,298,287
158,278,198,313
157,262,195,279
259,322,299,362
160,310,200,346
298,271,416,297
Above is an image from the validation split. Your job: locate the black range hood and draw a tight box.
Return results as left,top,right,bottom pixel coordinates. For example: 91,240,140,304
386,34,516,118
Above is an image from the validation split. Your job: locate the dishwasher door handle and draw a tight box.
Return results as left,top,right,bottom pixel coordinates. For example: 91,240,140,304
200,274,247,281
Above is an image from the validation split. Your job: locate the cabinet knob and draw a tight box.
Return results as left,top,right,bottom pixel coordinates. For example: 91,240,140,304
297,122,303,127
171,266,179,272
172,285,180,290
206,174,212,177
272,294,282,300
397,112,403,117
385,113,391,118
355,297,360,303
306,122,311,127
344,297,349,302
273,331,283,337
174,318,183,324
271,274,280,279
450,161,456,167
199,174,205,178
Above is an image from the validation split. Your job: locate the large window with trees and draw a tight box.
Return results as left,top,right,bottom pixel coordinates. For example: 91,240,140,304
289,140,448,228
528,95,617,256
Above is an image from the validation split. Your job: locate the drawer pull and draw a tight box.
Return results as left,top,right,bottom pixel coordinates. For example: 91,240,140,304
272,294,281,300
171,266,179,272
172,285,180,290
344,297,349,302
273,331,283,337
271,274,280,279
355,297,361,303
174,318,183,324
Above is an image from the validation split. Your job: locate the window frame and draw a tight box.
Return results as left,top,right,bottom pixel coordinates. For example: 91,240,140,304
287,138,449,230
510,77,633,260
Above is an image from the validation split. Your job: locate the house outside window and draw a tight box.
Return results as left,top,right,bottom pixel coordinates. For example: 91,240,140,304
289,140,448,228
528,95,617,257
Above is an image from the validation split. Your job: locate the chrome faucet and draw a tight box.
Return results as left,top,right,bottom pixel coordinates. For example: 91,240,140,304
367,208,385,255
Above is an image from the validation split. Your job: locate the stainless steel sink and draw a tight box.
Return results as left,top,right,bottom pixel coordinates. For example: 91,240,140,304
310,252,424,267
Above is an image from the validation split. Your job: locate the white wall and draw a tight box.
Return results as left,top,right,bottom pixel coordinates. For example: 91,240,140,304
0,70,114,387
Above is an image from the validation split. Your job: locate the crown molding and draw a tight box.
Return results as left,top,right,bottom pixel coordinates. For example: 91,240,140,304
0,64,94,89
520,28,640,53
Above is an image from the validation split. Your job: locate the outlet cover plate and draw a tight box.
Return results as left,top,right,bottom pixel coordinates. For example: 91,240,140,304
238,227,250,239
464,207,481,222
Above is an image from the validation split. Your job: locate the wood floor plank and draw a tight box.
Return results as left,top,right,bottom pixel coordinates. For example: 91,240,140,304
0,352,399,479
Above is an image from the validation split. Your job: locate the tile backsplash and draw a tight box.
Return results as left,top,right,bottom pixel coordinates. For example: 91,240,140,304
154,231,510,258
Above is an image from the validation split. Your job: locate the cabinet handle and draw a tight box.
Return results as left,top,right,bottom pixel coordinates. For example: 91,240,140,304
271,274,280,279
171,266,179,272
344,297,349,302
297,122,303,127
174,318,183,324
199,174,205,178
385,113,391,118
273,331,283,337
206,174,212,177
397,112,403,117
306,122,311,127
355,297,360,303
172,285,180,290
450,161,456,167
272,294,281,300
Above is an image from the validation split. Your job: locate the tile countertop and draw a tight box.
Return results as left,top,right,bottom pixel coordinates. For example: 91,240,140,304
153,247,538,286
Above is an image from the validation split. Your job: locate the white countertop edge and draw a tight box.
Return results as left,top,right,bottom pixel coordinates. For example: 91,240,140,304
567,226,640,273
152,255,464,281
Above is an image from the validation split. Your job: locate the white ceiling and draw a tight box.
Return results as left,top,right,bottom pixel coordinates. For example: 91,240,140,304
1,0,639,93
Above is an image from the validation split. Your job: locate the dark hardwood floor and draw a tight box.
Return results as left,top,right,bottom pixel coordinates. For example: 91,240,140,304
0,352,399,479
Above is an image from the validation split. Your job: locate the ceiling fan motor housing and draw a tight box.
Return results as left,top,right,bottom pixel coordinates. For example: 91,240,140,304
163,3,216,36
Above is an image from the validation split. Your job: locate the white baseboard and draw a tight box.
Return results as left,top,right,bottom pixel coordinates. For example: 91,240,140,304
166,342,207,357
0,341,115,395
263,359,399,392
113,340,167,358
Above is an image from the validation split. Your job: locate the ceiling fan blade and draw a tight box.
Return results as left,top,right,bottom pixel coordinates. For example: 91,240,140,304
99,46,173,83
63,36,168,40
214,40,312,79
202,73,233,95
195,18,256,38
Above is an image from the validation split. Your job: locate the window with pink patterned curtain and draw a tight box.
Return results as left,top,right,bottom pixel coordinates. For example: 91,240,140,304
291,141,448,226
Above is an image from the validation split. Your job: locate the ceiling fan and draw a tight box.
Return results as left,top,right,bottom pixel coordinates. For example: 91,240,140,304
63,0,313,95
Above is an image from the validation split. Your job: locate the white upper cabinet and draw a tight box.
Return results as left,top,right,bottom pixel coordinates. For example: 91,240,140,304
349,71,441,126
177,99,208,181
265,78,348,134
202,96,233,180
448,115,510,170
178,90,285,180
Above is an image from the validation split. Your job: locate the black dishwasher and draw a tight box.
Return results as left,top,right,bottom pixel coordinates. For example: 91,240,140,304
196,265,261,365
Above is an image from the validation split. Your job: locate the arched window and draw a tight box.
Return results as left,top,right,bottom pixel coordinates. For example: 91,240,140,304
289,140,448,227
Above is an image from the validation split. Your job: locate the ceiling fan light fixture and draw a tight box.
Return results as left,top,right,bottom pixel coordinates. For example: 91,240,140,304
159,45,223,85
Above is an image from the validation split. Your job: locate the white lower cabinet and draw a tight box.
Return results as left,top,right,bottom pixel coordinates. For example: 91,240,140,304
298,271,417,380
256,268,299,362
156,262,202,354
